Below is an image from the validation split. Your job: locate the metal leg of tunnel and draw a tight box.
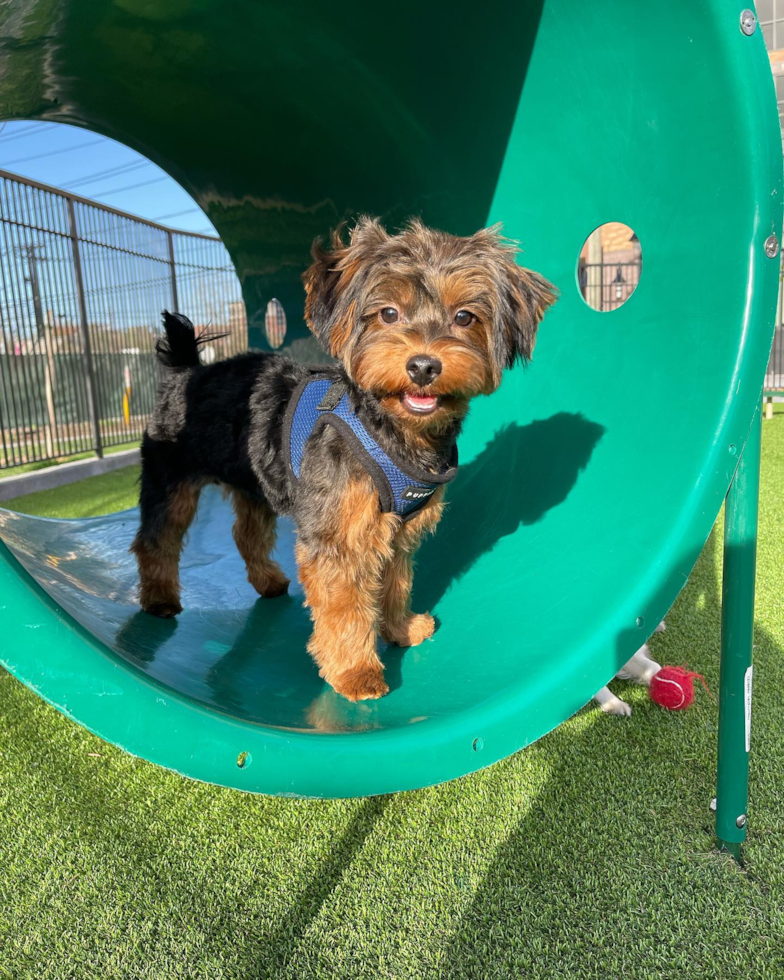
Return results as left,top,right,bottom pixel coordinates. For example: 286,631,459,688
715,404,761,862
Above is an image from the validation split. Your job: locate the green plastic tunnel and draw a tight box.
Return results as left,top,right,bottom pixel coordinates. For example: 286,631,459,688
0,1,781,797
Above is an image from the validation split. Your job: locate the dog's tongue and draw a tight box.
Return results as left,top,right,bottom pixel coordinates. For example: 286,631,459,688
406,394,438,411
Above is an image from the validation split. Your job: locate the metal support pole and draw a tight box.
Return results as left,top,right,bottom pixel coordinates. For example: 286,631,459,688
715,404,761,861
67,198,103,458
586,227,603,311
167,230,179,313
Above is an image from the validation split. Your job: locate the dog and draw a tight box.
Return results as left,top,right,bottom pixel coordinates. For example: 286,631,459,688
132,218,556,701
593,620,666,716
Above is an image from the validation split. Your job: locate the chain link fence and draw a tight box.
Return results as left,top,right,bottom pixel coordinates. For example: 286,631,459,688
0,169,247,469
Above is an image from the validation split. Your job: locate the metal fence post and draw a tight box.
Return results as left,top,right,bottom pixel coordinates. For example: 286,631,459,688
586,228,603,311
715,403,762,862
167,230,179,313
66,197,103,458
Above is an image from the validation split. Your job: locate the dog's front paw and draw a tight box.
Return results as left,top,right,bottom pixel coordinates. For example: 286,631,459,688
600,695,632,717
382,612,436,647
330,665,390,702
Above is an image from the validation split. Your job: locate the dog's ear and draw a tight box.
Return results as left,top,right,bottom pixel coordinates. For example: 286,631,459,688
496,262,557,366
303,217,389,357
480,227,557,383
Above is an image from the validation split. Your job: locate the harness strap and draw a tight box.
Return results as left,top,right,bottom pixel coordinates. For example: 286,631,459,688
284,376,457,521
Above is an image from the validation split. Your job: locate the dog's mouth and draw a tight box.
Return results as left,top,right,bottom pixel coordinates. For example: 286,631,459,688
401,392,441,415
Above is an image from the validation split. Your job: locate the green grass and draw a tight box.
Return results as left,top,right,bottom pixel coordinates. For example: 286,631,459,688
1,410,784,979
2,464,140,518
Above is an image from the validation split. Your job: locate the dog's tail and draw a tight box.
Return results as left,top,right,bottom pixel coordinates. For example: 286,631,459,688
156,310,228,368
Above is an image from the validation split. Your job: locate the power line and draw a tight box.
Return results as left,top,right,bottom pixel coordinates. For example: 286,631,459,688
62,160,151,190
91,175,169,198
2,138,105,168
0,123,56,144
63,160,149,189
152,207,201,221
0,121,50,135
0,122,45,140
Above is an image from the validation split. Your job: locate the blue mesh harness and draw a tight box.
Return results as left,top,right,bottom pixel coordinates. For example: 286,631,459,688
284,376,457,521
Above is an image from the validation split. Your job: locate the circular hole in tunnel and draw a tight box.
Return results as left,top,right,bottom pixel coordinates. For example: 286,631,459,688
264,298,287,349
577,222,642,312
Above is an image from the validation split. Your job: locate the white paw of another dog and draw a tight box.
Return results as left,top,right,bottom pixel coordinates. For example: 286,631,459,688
594,686,632,716
601,696,632,717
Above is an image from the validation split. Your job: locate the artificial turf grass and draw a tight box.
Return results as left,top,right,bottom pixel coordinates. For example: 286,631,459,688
0,409,783,979
1,463,140,518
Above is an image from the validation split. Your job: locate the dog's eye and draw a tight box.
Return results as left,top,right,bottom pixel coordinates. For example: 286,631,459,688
380,308,399,324
454,310,475,327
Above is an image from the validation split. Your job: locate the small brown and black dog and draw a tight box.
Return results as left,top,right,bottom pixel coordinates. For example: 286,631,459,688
132,218,556,701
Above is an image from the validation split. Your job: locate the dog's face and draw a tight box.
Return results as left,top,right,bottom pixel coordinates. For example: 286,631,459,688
303,218,556,436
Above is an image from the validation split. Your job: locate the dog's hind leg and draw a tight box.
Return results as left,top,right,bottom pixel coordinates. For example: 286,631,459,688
231,491,289,598
132,476,202,618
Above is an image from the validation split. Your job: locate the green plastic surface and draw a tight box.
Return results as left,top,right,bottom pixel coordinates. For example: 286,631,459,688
0,1,781,797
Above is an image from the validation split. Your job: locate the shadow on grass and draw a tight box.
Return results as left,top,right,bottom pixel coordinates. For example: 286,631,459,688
208,796,391,976
4,416,784,976
439,527,784,978
0,683,391,976
2,519,783,976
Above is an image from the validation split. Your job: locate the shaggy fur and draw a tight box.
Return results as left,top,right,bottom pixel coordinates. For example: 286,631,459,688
132,218,556,700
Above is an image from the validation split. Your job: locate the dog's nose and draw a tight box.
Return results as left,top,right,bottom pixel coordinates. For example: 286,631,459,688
406,354,442,387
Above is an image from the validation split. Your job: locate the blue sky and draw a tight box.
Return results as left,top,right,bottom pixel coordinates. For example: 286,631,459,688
0,120,217,236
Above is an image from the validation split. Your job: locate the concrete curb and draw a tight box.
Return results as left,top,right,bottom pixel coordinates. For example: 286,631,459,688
0,449,140,502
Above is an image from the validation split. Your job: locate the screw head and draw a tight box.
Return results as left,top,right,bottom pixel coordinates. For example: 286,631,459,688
740,9,757,35
736,813,747,828
765,234,780,258
710,797,717,812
